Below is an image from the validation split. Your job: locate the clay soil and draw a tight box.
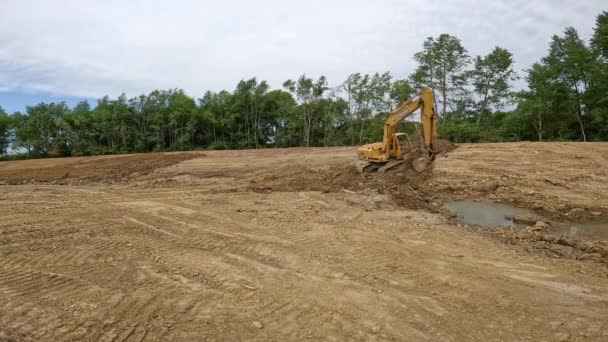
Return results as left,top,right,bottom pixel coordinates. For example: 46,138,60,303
1,142,608,341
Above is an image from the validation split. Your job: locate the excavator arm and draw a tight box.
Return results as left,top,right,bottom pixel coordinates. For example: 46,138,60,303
357,87,437,172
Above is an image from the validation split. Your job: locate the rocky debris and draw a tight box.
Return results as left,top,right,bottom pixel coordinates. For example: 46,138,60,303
493,224,608,265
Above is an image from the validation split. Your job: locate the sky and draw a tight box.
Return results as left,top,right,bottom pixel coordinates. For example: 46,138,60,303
0,0,605,113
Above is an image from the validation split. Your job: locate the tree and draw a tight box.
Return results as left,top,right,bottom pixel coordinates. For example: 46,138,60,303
518,64,551,141
588,11,608,140
167,90,197,150
199,90,234,147
13,102,70,156
544,27,594,141
411,38,439,89
342,72,393,144
389,79,414,108
91,95,131,153
283,75,328,147
411,34,469,119
591,11,608,59
0,107,11,155
470,47,517,123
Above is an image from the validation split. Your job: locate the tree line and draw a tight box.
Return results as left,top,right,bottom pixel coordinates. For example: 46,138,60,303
1,11,606,159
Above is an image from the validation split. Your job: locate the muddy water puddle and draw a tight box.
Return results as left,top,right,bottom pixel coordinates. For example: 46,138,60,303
444,200,608,240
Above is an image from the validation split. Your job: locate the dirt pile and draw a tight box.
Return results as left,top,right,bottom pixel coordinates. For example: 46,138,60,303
248,140,456,211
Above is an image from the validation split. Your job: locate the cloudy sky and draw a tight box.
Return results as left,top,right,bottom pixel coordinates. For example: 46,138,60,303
0,0,605,112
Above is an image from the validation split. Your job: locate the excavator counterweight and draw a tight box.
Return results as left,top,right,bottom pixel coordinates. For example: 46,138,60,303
357,87,438,173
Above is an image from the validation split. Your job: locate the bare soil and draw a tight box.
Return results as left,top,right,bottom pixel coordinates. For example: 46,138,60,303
0,152,201,184
1,142,608,341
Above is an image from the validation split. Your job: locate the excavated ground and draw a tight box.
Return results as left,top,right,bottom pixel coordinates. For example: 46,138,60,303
1,142,607,341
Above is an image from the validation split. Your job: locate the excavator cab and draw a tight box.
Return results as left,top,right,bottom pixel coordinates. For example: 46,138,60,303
394,132,413,158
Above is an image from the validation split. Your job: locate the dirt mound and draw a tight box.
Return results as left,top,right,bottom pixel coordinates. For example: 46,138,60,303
433,139,456,154
248,140,457,211
0,152,203,185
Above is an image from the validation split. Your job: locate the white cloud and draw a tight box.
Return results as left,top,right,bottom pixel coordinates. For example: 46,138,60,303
0,0,605,98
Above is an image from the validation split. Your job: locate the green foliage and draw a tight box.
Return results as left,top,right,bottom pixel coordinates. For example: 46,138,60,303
342,72,394,145
592,11,608,58
411,34,469,117
0,106,11,155
513,24,608,142
469,47,517,123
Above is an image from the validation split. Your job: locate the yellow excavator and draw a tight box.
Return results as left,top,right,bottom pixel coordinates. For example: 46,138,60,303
357,87,437,173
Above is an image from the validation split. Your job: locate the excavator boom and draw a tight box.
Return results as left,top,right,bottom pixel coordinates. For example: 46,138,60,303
357,87,437,172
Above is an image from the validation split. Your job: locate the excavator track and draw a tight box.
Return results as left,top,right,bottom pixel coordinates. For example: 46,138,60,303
357,162,382,173
358,159,407,173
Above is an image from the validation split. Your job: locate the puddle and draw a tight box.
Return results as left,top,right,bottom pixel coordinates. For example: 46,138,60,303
443,200,532,227
444,200,608,240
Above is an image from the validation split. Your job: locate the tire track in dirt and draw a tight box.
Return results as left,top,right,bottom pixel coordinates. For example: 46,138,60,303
0,258,101,300
0,300,87,341
0,268,98,340
163,198,338,247
0,225,229,341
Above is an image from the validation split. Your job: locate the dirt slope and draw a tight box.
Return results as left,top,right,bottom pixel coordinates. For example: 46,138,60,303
1,142,608,341
0,152,202,184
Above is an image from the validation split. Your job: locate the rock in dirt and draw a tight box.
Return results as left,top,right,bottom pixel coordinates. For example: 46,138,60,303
541,234,558,243
578,253,602,261
557,237,575,247
252,321,264,329
548,244,573,256
512,214,539,225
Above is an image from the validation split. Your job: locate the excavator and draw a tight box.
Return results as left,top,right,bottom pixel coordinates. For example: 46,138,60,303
357,87,437,173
